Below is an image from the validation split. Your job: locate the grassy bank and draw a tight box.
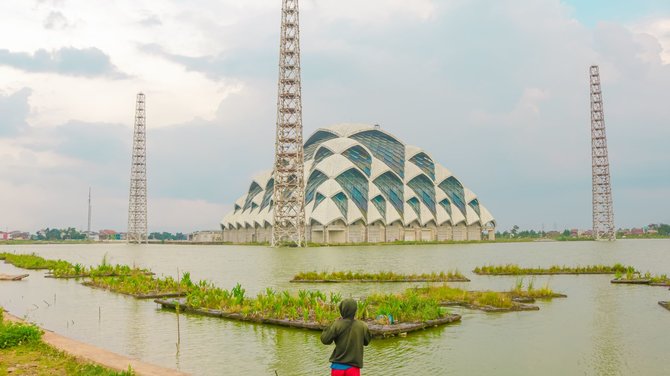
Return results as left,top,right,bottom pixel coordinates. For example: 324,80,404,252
0,308,133,376
291,270,469,282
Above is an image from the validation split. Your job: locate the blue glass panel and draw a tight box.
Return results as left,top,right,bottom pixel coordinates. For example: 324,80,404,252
408,152,435,181
305,170,328,203
439,198,452,217
407,174,436,215
313,147,334,165
314,193,325,210
332,192,348,218
243,182,263,211
342,145,372,177
335,168,368,214
251,202,258,210
372,172,404,217
469,198,481,216
438,177,466,215
234,204,241,214
350,130,405,178
407,197,420,220
259,179,274,211
304,131,338,161
371,195,386,220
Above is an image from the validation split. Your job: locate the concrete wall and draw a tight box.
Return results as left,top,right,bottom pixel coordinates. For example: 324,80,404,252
467,224,482,241
367,223,386,243
222,222,494,245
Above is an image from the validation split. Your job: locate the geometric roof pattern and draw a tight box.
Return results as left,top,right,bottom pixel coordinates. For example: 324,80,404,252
221,123,495,229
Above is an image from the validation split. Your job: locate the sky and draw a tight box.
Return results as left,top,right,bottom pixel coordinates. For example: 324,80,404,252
0,0,669,233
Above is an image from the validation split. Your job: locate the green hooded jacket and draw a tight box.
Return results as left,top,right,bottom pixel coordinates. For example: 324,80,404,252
320,298,372,368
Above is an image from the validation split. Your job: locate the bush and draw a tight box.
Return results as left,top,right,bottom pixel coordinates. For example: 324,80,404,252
0,314,43,348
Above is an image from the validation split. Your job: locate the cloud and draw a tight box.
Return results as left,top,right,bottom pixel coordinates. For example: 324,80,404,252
0,47,128,78
139,14,162,27
0,87,32,136
1,0,669,234
43,11,70,30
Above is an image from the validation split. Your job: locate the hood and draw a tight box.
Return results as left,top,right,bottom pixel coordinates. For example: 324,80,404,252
339,298,357,319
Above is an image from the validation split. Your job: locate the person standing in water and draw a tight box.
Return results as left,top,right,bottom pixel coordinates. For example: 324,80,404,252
320,298,372,376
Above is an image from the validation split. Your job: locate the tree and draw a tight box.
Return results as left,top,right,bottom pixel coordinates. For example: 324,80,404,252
511,225,519,237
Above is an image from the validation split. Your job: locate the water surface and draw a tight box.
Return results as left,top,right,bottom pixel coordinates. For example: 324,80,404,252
1,240,669,375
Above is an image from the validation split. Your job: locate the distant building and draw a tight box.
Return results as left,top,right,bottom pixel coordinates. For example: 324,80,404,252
84,231,100,241
189,231,223,243
9,231,30,240
98,229,117,240
0,232,8,240
631,228,644,235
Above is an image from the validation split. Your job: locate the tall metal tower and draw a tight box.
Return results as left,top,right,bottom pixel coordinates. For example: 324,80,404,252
87,187,91,233
127,93,148,244
589,65,615,241
271,0,306,247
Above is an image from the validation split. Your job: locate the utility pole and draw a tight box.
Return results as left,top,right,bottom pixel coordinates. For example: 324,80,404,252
87,187,91,233
127,93,148,244
589,65,615,241
271,0,306,247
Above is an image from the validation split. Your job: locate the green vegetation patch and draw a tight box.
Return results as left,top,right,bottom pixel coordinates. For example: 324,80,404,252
158,282,462,338
473,263,631,275
0,309,42,349
84,272,193,298
291,270,469,283
612,271,669,286
0,252,70,271
0,308,133,375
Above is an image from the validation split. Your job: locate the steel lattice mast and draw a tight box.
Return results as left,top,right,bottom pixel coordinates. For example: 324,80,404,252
127,93,148,244
589,65,615,241
271,0,306,247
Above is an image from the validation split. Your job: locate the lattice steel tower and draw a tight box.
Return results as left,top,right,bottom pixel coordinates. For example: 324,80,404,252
127,93,148,244
271,0,306,247
589,65,615,241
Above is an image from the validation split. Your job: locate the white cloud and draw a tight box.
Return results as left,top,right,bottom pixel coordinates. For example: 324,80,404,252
0,0,669,233
631,18,670,64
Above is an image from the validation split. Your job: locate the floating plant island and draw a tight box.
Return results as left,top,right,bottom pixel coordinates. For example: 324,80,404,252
83,273,191,299
611,271,670,286
473,264,632,276
3,252,571,338
291,271,470,283
155,298,461,338
659,301,670,311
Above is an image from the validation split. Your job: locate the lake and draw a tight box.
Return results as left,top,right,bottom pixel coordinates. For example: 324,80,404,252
1,240,669,375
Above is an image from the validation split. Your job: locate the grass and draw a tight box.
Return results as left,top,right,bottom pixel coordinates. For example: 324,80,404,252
473,263,632,275
0,308,133,375
0,252,71,270
613,270,669,284
0,252,151,278
85,272,193,297
509,278,562,299
291,270,468,282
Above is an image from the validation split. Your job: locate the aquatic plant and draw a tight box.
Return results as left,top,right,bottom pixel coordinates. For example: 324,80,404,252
473,264,633,275
509,279,559,299
0,252,70,270
85,273,190,297
291,270,468,282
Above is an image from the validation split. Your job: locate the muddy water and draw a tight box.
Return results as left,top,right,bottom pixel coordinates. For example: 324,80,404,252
1,240,669,375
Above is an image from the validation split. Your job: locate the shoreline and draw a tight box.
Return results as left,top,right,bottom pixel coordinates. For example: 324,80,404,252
3,311,188,376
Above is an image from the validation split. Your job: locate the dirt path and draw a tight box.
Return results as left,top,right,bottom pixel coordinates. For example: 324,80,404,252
4,312,188,376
